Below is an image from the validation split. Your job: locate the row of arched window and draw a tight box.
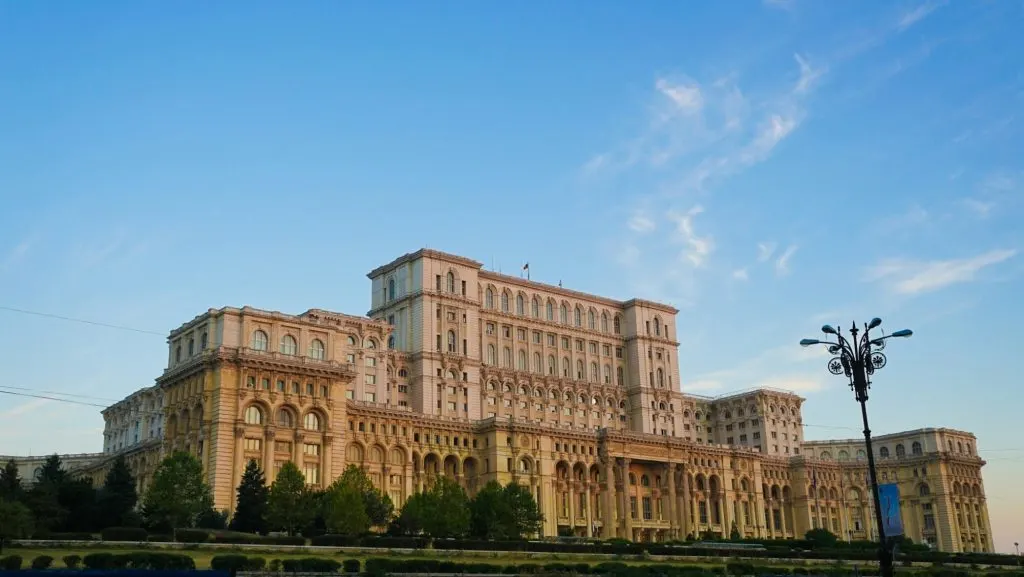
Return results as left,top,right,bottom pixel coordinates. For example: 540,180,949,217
485,381,628,409
484,345,623,384
483,289,625,335
820,441,923,461
250,330,380,357
243,404,324,432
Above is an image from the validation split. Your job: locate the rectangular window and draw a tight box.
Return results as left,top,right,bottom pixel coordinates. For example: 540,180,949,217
365,374,377,385
303,443,320,456
275,441,292,454
547,334,556,346
244,438,261,452
364,392,376,402
486,323,495,335
303,464,320,486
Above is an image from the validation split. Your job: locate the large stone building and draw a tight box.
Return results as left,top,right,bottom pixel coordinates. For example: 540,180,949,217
81,249,991,552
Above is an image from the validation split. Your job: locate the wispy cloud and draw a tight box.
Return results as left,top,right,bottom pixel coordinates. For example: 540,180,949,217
2,238,34,271
0,398,52,418
961,198,996,218
686,343,831,395
732,268,750,281
898,1,947,31
757,242,778,262
627,212,657,234
866,249,1017,294
667,205,714,267
776,245,799,276
793,54,826,95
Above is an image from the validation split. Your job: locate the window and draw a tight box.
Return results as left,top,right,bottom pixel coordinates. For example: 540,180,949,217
588,310,596,329
546,301,554,321
446,271,455,293
601,313,608,332
276,409,294,427
251,330,268,351
573,307,582,327
244,406,263,425
303,443,320,456
613,316,621,334
304,413,321,431
487,344,496,365
912,441,923,456
518,349,527,370
303,464,320,486
447,330,457,353
347,335,357,347
308,339,325,360
486,288,495,308
560,304,568,324
387,277,396,301
503,347,513,367
365,338,377,349
531,298,540,318
501,291,510,312
516,294,525,315
880,446,890,458
280,335,297,355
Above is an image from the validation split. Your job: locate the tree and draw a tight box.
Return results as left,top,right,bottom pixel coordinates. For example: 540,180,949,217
805,528,839,548
229,459,268,534
141,452,213,530
0,500,34,554
324,483,370,536
331,465,393,528
395,476,469,538
97,456,137,528
0,460,22,501
469,481,542,540
266,462,314,535
729,522,741,541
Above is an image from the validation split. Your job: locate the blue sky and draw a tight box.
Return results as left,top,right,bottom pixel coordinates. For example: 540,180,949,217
1,0,1021,551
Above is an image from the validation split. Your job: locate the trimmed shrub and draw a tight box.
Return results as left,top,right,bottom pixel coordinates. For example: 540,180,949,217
174,528,210,543
147,533,174,542
0,556,22,570
343,559,361,573
62,555,82,569
101,526,148,542
39,532,95,541
31,555,54,570
281,558,342,573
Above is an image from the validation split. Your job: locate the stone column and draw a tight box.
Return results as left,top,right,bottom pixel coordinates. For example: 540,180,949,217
680,466,691,539
585,487,594,538
264,429,276,483
602,460,616,539
567,484,576,535
620,458,633,540
293,433,304,465
666,464,677,539
232,426,245,510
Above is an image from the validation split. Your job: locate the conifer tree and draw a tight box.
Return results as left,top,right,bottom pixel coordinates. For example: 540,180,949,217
229,459,268,534
97,456,138,528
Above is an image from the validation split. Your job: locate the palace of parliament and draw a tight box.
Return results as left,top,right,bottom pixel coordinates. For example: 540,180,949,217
4,249,993,553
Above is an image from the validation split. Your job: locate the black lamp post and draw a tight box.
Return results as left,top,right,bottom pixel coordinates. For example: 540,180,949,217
800,318,912,577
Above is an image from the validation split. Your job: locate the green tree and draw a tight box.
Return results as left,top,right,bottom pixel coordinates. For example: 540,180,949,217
804,528,839,548
266,462,314,535
141,452,213,530
229,459,268,534
469,481,542,540
332,465,394,528
0,460,22,501
97,456,137,528
395,476,469,538
26,455,67,531
324,483,370,536
0,499,34,554
730,522,741,541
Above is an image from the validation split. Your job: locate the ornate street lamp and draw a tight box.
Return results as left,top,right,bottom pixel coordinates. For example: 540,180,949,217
801,319,912,577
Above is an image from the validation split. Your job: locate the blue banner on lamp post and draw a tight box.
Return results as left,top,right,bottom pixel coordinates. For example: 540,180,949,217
878,483,904,537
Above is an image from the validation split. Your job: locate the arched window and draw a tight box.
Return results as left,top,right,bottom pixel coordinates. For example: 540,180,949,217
657,368,665,387
304,413,321,431
641,475,650,487
187,338,194,356
388,335,395,349
531,298,540,318
613,316,621,334
603,364,611,384
533,352,542,373
387,277,396,301
879,446,890,458
501,292,510,312
516,294,525,315
276,409,294,428
280,335,297,355
308,339,325,360
486,288,495,309
654,317,661,336
503,347,512,367
447,330,457,353
895,444,906,457
918,483,931,497
251,330,268,351
562,357,570,377
244,405,263,425
912,442,923,456
546,301,554,321
446,271,455,293
576,359,584,380
574,306,582,327
560,304,568,324
600,313,608,332
347,335,357,347
517,350,527,370
588,310,595,329
547,355,556,375
590,362,599,382
365,338,377,349
487,344,496,365
616,366,624,385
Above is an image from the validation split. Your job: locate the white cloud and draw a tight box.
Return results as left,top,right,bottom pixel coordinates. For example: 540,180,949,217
866,249,1017,294
776,245,799,275
655,78,703,115
627,212,657,233
757,242,778,262
898,1,947,31
0,398,52,418
961,198,996,218
793,54,826,95
685,343,831,396
732,268,750,281
667,205,714,267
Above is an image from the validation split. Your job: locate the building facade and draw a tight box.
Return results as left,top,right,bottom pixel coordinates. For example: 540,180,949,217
101,249,991,552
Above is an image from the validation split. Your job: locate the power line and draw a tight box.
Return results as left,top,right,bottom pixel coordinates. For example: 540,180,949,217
0,389,110,409
0,305,165,336
0,385,122,403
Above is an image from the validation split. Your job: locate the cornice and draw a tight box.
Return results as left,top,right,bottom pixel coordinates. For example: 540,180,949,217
367,249,483,279
479,271,627,311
